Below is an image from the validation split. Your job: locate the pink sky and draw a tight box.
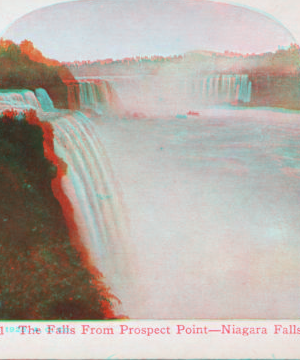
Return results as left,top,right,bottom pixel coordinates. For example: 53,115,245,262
3,0,295,61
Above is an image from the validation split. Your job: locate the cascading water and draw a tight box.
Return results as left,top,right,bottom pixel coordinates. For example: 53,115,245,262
35,88,55,112
199,74,252,103
2,78,296,319
104,73,252,116
6,76,297,319
177,74,252,105
0,89,42,112
0,88,58,114
67,80,119,114
65,74,252,118
0,85,132,312
52,111,132,310
22,91,42,109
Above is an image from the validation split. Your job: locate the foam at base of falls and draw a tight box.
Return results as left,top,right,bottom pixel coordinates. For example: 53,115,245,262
88,110,300,318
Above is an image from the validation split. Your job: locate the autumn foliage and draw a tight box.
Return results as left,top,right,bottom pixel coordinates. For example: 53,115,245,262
0,39,77,108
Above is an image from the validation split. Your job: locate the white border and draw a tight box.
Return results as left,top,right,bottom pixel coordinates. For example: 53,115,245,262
1,320,300,358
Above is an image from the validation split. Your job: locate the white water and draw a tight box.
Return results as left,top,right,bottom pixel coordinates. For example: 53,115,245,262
196,74,251,103
0,87,132,312
22,91,42,109
0,89,41,112
0,88,57,114
67,80,119,114
47,99,300,318
106,73,252,117
35,88,55,112
48,78,300,319
52,111,133,311
5,83,300,319
93,109,300,318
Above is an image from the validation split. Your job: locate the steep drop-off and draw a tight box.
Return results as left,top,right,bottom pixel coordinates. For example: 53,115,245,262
0,109,117,319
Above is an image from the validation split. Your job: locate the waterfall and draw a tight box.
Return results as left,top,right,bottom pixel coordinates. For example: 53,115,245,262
65,73,252,118
35,88,55,112
0,88,57,114
21,91,41,109
52,111,130,304
67,80,118,113
67,83,80,110
103,73,252,117
0,85,130,308
0,90,41,111
200,74,252,104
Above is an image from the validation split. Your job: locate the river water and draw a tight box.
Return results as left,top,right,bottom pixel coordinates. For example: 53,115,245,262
93,108,300,318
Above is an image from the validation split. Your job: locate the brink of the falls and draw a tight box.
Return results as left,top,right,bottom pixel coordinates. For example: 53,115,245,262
0,89,41,112
106,73,252,116
61,76,300,319
52,111,133,312
4,79,300,319
0,87,133,315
